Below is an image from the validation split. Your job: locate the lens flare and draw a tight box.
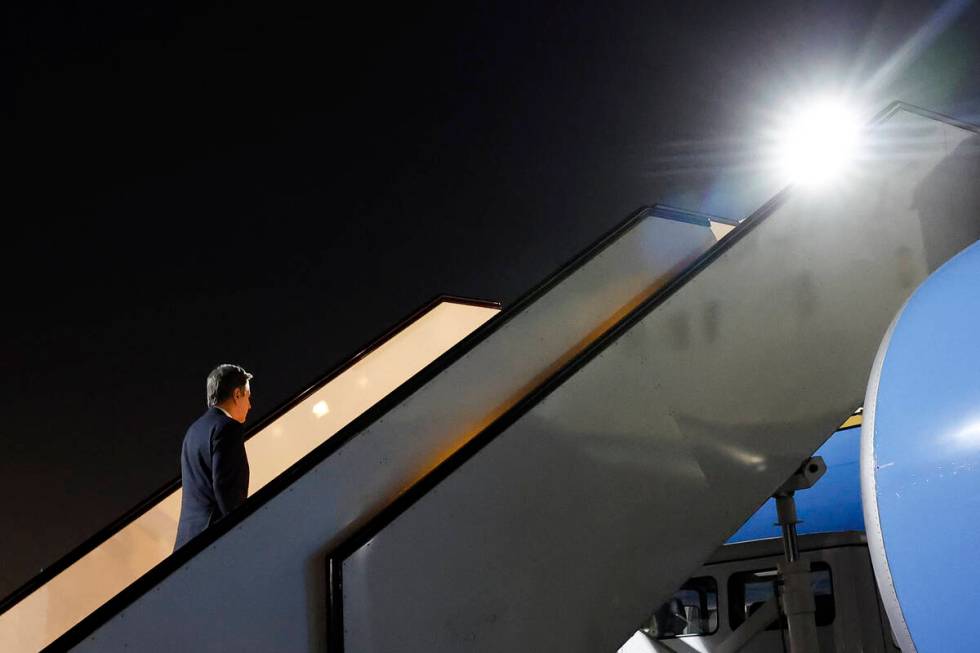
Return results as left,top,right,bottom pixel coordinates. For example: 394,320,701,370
776,99,864,186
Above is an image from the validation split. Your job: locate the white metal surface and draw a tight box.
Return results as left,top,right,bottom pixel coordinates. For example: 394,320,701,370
336,108,979,653
66,212,718,651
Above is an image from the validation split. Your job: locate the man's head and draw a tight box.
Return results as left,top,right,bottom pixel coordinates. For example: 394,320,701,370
206,364,253,423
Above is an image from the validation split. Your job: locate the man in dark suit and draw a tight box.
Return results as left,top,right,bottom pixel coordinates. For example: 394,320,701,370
174,364,253,550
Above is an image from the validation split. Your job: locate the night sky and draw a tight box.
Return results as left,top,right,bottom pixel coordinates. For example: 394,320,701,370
3,0,979,597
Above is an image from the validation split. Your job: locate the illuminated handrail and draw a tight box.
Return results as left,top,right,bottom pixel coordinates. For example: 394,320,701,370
0,296,500,652
22,202,728,651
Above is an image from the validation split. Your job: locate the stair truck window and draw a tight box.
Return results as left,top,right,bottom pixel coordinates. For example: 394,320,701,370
641,576,719,639
727,562,835,631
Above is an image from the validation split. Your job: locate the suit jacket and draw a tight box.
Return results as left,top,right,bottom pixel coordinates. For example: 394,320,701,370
174,407,250,550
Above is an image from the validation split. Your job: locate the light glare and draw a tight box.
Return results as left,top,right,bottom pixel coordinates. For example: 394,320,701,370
313,400,330,418
949,420,980,448
776,99,863,186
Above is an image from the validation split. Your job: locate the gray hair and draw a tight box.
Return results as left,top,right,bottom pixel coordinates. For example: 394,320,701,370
206,364,253,406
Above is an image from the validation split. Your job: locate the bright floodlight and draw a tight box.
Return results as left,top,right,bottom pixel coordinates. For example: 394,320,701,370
776,99,863,186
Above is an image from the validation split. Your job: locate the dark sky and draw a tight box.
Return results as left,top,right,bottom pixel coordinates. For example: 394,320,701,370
2,0,979,597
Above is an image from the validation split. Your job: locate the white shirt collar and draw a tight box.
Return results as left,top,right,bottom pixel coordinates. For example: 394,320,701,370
214,405,233,419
